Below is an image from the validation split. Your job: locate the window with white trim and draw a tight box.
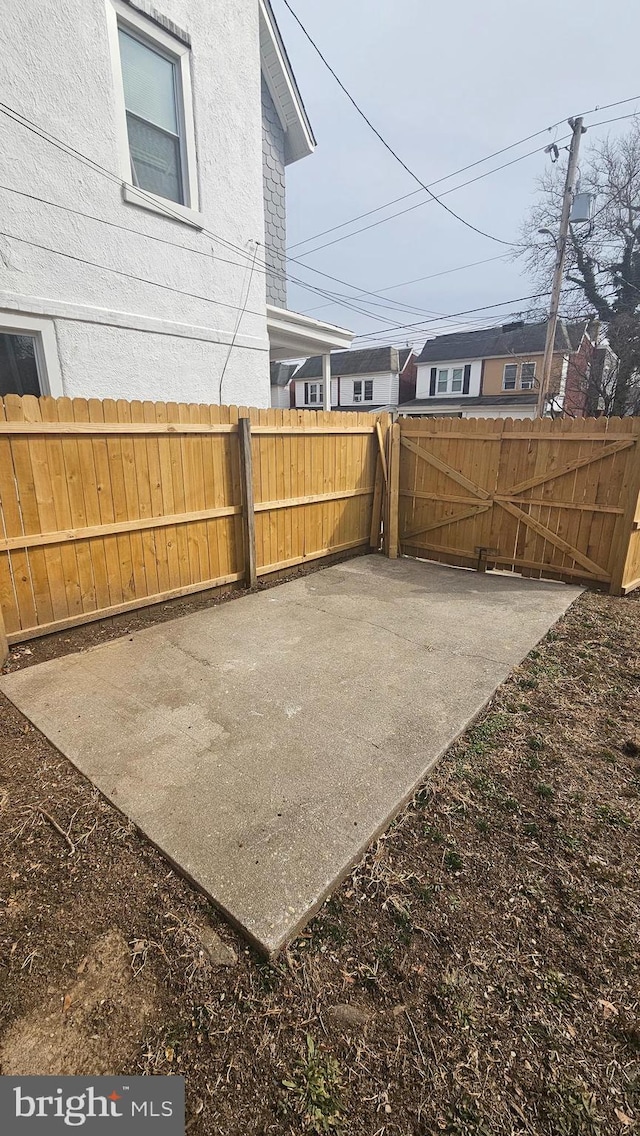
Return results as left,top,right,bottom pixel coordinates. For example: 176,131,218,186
353,379,374,402
436,367,465,394
520,362,536,389
503,363,518,390
0,314,62,397
304,382,323,404
106,1,199,218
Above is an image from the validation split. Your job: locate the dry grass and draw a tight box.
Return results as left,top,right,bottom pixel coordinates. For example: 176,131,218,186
1,588,639,1134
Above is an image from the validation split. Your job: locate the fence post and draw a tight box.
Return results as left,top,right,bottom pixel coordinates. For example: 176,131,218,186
609,426,640,595
370,416,388,550
0,608,8,667
238,416,257,589
385,421,401,560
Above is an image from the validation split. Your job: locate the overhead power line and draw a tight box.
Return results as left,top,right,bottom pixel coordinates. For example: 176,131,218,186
353,283,600,341
300,256,507,315
0,104,474,328
279,0,516,248
0,99,638,335
291,141,565,260
288,92,640,253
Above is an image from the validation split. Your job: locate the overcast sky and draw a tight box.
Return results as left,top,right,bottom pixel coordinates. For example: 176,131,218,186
274,0,640,349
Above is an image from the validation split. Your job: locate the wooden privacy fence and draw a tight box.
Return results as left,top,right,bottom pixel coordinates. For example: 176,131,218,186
0,395,389,651
1,397,639,659
396,415,640,594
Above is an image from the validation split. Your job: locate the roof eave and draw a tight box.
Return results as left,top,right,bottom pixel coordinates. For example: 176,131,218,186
259,0,316,164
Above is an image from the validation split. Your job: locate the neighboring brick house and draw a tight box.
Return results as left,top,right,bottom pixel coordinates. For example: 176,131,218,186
564,339,619,417
402,319,600,419
292,346,417,411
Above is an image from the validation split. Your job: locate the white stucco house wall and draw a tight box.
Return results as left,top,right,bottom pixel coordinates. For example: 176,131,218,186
0,0,351,407
292,347,415,411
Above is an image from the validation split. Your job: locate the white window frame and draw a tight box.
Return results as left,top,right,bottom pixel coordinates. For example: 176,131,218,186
450,366,464,393
304,381,323,405
105,0,202,228
503,363,518,391
520,361,536,389
0,311,63,397
353,378,374,403
436,366,467,395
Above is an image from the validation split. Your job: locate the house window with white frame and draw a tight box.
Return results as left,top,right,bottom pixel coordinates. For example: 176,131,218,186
520,361,536,389
353,379,374,402
304,382,323,405
107,1,199,218
503,363,518,390
436,367,464,394
0,314,62,398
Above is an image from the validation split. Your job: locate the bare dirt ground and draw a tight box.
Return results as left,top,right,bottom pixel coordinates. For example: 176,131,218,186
1,583,639,1135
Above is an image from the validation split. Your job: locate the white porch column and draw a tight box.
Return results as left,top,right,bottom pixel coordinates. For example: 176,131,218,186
322,352,332,412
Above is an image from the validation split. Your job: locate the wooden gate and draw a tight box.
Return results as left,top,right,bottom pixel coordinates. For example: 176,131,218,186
398,417,640,594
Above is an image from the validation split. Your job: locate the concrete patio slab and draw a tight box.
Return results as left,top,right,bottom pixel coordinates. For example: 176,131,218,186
0,556,581,955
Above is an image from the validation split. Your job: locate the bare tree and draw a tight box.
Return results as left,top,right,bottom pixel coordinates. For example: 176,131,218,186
517,118,640,415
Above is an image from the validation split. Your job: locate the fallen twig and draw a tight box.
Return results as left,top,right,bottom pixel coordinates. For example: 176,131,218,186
35,806,76,854
404,1008,426,1070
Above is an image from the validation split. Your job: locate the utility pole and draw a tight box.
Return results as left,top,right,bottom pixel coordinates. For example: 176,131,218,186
537,116,586,416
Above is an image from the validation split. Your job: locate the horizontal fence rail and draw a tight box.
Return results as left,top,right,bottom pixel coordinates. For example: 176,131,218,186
1,397,638,657
0,395,387,649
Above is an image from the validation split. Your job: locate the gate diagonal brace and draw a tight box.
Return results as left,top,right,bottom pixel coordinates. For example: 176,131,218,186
398,434,632,579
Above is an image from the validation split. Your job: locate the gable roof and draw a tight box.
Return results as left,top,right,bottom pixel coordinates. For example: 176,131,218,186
259,0,315,164
417,319,580,365
294,346,400,380
399,347,415,371
270,362,298,388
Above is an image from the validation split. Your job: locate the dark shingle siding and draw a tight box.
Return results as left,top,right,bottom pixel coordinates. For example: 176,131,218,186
416,320,584,364
295,347,398,380
262,77,287,308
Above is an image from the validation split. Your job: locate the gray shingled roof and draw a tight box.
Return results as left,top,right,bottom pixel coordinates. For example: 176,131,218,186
294,346,399,380
400,394,538,410
416,320,583,364
399,347,414,370
270,362,298,388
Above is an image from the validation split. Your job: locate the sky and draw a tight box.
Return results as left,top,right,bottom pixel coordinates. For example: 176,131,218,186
274,0,640,350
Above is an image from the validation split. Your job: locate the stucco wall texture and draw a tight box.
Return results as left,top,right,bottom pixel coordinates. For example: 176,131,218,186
0,0,271,406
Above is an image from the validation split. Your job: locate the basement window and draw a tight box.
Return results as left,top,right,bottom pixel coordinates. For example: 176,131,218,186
0,314,62,397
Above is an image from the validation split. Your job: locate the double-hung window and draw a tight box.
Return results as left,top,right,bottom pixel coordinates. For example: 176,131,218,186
305,382,323,405
450,367,463,393
107,1,200,222
503,362,536,390
520,362,536,389
436,367,464,394
353,379,374,402
503,364,518,390
119,28,185,204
